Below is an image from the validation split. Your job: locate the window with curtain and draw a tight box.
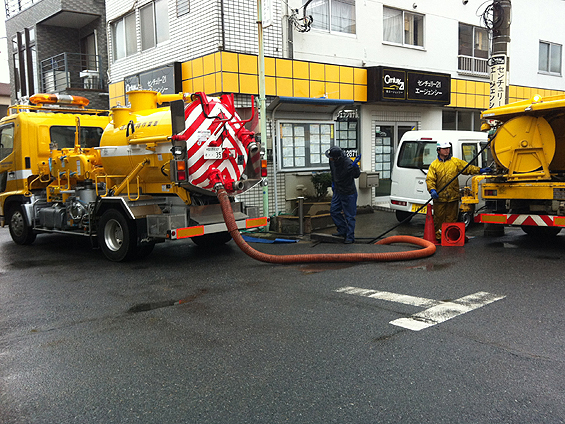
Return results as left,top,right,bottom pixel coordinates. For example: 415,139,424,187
459,23,488,59
305,0,355,34
539,41,562,75
141,0,170,50
112,13,136,60
383,7,423,47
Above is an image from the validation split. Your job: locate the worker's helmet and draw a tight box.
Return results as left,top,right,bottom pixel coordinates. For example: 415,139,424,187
437,141,452,149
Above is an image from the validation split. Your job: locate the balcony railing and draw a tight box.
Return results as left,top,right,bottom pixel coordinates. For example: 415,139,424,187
4,0,37,18
40,53,105,92
458,55,489,78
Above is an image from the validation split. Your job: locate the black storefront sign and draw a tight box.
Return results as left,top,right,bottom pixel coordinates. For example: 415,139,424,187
367,66,451,105
124,63,182,94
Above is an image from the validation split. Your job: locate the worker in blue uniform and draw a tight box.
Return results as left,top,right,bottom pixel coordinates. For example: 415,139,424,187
326,146,361,244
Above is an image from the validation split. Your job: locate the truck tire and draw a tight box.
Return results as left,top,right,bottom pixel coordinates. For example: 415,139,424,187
521,225,561,238
395,210,413,223
7,204,36,245
98,209,137,262
191,231,232,247
458,211,473,228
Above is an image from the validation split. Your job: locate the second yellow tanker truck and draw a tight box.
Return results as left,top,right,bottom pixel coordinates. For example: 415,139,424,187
0,91,267,261
462,93,565,237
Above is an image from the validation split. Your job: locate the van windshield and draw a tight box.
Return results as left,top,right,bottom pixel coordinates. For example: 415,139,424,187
397,141,437,170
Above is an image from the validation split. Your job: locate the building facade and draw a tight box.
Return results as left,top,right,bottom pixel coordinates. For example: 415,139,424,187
4,0,109,109
7,0,563,217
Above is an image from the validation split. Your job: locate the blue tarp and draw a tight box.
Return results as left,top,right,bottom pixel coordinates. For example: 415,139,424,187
242,235,298,244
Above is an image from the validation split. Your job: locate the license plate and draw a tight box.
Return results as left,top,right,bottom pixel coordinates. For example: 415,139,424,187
204,147,222,160
411,203,427,214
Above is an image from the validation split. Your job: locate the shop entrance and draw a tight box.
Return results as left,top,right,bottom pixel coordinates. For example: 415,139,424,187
374,123,416,197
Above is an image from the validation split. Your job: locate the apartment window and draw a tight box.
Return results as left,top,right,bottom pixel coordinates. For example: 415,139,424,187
442,110,482,131
305,0,356,34
458,23,488,76
459,24,488,59
112,13,136,60
383,7,423,47
539,41,562,75
141,0,170,50
177,0,189,17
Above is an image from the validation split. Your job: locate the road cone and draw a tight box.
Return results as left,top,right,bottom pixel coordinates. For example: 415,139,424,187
423,205,439,245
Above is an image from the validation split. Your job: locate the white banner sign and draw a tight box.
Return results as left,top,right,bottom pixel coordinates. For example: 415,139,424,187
262,0,273,28
489,54,508,108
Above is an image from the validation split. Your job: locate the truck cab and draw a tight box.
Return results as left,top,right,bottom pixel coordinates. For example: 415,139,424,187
390,130,489,224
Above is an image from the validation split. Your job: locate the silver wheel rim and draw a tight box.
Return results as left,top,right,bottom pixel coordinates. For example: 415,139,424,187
104,218,124,252
11,211,25,237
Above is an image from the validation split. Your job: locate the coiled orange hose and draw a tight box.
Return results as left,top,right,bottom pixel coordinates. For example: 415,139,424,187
217,188,436,264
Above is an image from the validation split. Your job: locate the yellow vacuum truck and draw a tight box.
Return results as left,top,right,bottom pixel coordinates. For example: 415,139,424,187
462,94,565,237
0,91,267,261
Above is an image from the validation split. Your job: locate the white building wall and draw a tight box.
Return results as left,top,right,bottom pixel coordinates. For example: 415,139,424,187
287,0,565,91
106,0,222,84
508,0,565,91
106,0,283,85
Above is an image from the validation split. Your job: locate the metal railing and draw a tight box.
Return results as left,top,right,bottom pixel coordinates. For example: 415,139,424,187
40,53,104,92
4,0,37,18
458,55,489,78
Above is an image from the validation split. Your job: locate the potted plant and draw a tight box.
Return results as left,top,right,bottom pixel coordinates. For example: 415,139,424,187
311,171,332,201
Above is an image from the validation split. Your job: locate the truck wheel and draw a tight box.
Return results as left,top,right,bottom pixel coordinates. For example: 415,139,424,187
191,231,232,247
8,204,36,245
521,225,561,238
458,212,474,228
98,209,137,262
395,210,413,223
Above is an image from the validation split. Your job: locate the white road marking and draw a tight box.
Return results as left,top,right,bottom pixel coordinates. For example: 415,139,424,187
335,286,505,331
334,286,442,308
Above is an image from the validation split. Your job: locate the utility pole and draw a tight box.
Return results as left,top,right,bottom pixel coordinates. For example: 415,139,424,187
488,0,511,108
257,0,270,222
485,0,511,238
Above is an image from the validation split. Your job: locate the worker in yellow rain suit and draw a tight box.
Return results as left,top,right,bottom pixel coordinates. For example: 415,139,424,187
426,141,490,240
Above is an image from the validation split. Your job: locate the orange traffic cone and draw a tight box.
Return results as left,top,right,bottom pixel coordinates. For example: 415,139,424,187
423,205,439,245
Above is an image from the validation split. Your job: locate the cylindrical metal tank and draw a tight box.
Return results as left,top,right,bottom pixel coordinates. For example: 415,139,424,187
99,90,257,193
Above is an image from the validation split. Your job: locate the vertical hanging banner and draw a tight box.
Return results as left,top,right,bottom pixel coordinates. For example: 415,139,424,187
262,0,273,28
489,55,507,108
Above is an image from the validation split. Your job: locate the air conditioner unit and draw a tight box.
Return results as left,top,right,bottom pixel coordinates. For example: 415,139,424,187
80,70,99,89
44,71,67,92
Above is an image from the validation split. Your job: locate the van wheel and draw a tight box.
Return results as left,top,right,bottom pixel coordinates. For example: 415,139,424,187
395,210,413,223
8,204,36,245
98,209,137,262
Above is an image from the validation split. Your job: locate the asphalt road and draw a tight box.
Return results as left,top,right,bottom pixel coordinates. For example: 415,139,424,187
1,211,564,423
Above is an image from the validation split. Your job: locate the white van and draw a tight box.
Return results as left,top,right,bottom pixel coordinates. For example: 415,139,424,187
390,130,490,225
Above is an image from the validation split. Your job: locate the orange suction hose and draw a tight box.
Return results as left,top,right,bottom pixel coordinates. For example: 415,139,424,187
217,187,436,264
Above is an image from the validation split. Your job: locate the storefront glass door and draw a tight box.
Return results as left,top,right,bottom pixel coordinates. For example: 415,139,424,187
374,123,416,196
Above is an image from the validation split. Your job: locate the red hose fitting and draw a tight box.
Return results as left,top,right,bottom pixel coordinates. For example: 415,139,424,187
171,133,189,141
208,167,223,187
